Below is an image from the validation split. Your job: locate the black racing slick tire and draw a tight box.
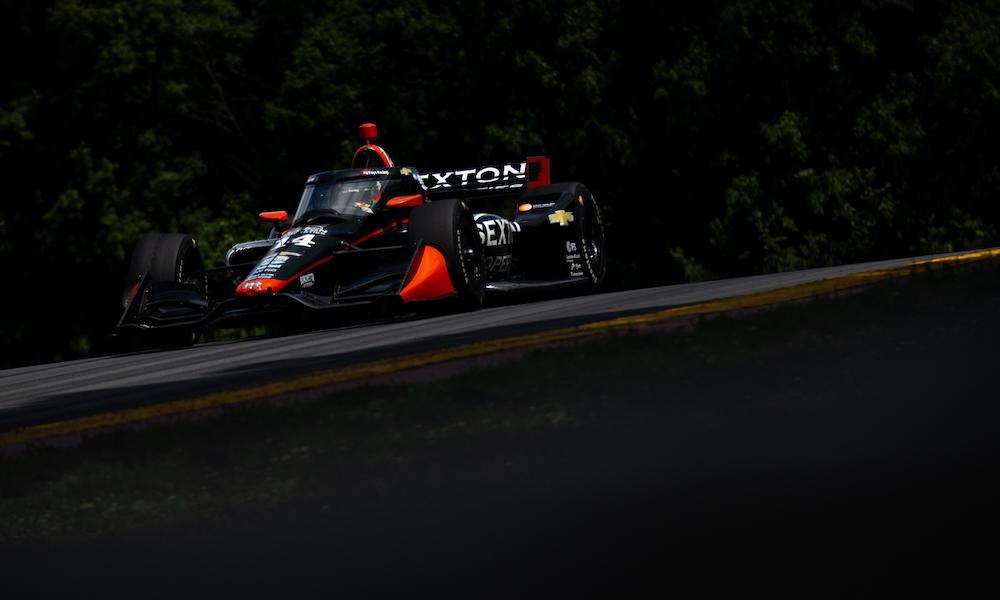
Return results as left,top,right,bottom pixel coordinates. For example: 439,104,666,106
123,233,206,305
122,233,205,347
571,185,607,287
408,198,486,308
517,182,606,286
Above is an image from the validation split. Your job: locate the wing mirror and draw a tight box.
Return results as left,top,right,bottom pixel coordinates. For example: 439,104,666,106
385,194,423,208
259,210,289,223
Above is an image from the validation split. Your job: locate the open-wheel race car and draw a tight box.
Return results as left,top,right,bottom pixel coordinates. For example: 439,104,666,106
116,123,606,346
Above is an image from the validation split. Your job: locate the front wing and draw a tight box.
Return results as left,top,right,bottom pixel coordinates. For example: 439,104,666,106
116,241,458,333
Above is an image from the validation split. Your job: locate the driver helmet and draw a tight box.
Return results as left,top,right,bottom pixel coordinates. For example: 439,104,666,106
353,180,382,214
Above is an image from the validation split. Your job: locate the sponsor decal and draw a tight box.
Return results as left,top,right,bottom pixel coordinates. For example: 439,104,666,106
454,229,472,284
361,169,389,176
248,253,292,279
517,200,558,212
566,237,584,276
300,272,316,288
279,251,302,257
400,167,412,176
485,254,512,274
299,225,328,235
420,163,527,191
548,210,574,227
476,217,520,247
227,240,272,264
291,234,317,247
276,233,319,248
241,280,267,293
259,255,290,268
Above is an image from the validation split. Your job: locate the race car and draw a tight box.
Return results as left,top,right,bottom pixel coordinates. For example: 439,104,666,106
116,123,606,345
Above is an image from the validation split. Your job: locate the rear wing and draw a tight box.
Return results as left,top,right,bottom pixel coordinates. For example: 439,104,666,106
421,156,550,200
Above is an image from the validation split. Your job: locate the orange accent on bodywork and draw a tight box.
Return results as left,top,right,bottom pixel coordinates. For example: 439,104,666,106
236,278,287,296
386,194,423,208
259,210,288,223
352,219,408,246
400,245,455,302
354,228,385,246
236,255,335,297
359,123,378,141
351,144,394,168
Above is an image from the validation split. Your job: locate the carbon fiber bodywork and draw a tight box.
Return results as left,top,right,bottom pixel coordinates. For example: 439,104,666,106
116,130,604,339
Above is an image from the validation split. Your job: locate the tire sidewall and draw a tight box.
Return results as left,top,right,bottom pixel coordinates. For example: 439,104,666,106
451,202,486,305
574,188,606,287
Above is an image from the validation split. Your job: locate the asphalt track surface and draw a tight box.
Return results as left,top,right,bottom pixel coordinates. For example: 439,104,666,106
3,251,1000,596
0,249,991,432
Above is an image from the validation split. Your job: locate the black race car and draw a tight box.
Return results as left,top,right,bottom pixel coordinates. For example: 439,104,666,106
117,123,606,345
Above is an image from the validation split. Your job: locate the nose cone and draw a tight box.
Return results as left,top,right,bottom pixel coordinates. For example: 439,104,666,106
236,277,286,296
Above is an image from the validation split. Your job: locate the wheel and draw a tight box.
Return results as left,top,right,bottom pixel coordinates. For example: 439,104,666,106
407,198,486,308
516,182,606,286
123,233,206,306
572,186,607,287
122,233,205,347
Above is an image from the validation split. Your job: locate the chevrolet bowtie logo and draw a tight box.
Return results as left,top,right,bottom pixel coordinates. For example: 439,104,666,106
548,210,574,226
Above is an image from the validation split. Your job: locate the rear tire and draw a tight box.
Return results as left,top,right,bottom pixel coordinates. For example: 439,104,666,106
516,182,606,286
572,186,607,287
408,199,486,308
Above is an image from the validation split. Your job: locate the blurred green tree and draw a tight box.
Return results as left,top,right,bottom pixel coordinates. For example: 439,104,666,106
2,0,999,366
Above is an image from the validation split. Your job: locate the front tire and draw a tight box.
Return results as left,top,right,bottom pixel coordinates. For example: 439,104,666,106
408,198,486,308
122,233,205,347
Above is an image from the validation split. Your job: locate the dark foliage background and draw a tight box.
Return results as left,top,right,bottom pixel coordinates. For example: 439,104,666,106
2,0,999,367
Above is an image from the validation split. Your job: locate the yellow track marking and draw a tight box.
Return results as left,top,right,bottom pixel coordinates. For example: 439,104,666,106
3,248,998,447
